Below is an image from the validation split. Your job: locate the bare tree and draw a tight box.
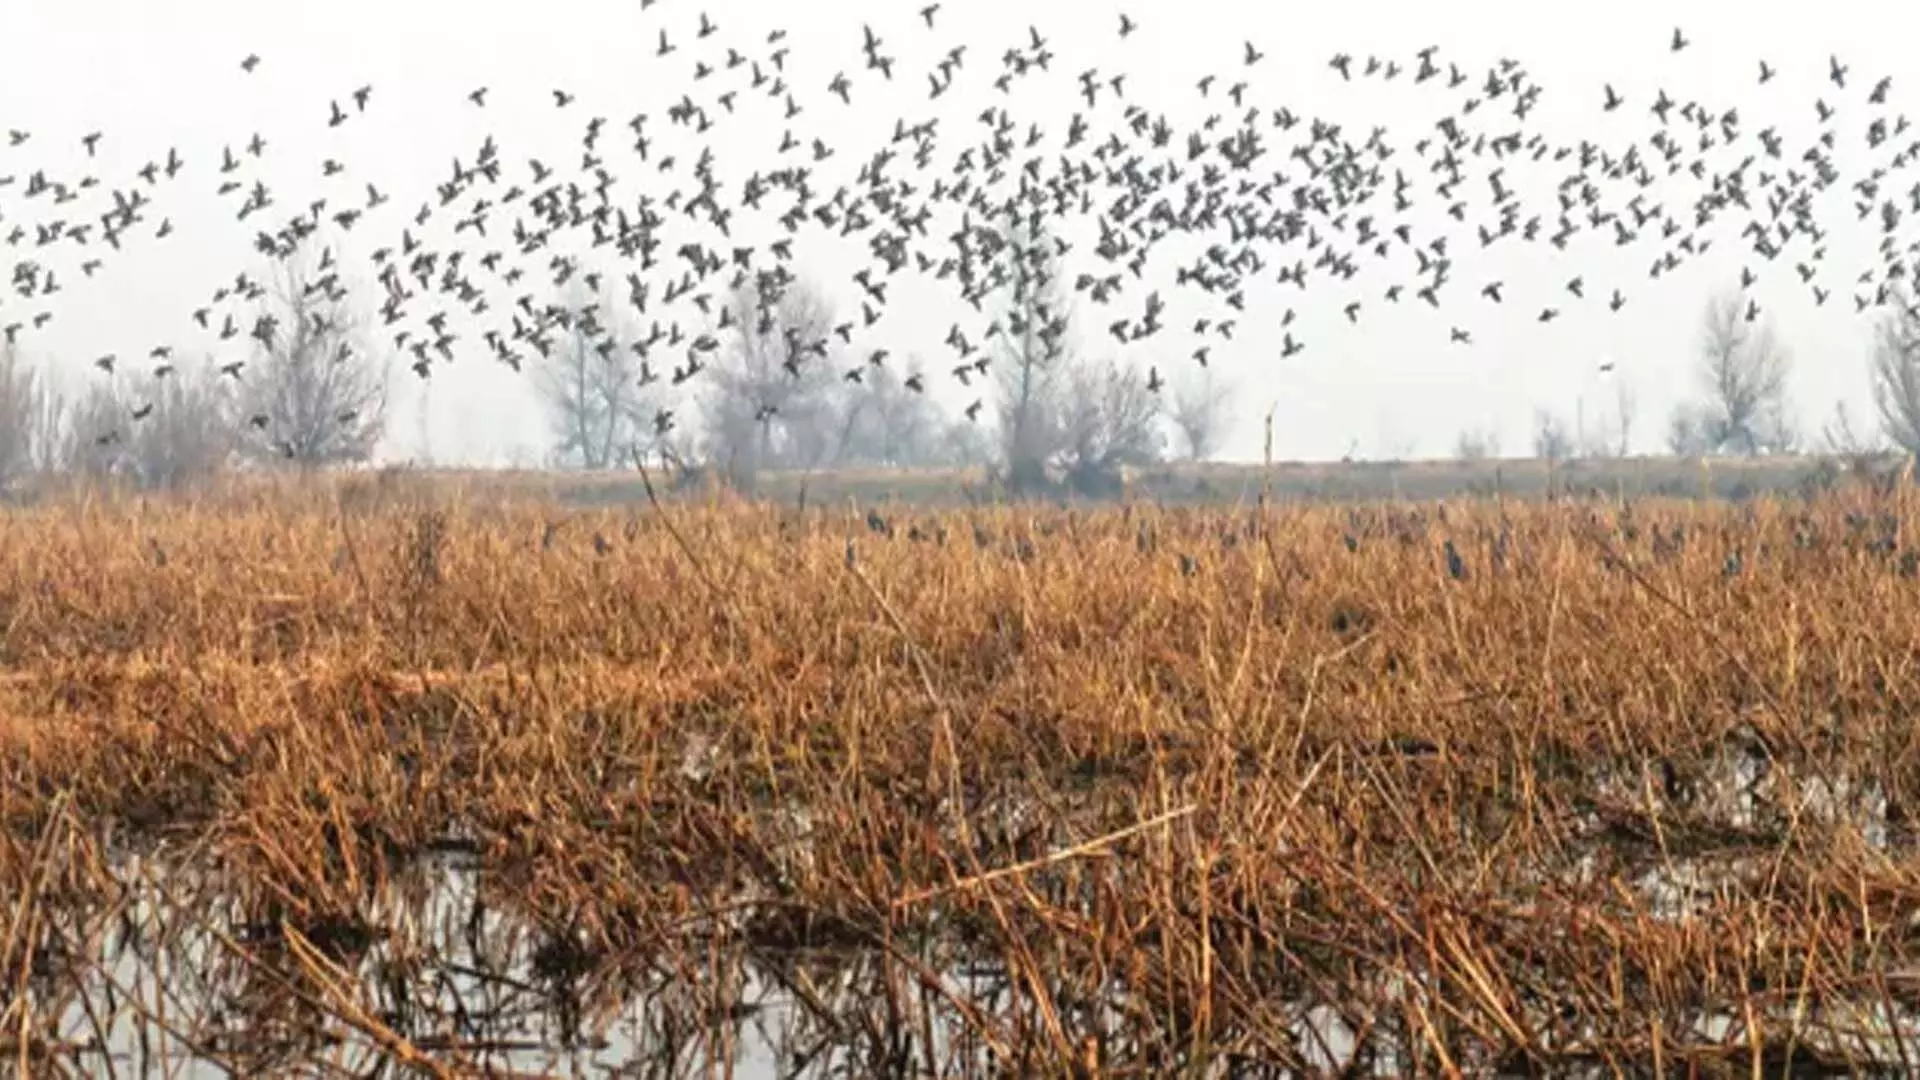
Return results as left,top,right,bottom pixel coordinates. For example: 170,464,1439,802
1576,426,1615,460
1757,399,1799,455
1055,359,1165,494
60,362,231,490
833,359,960,467
61,381,124,483
0,343,60,494
1612,379,1637,457
991,205,1073,492
413,374,435,468
1533,409,1574,462
1691,291,1794,455
1870,285,1920,455
1167,367,1235,461
935,416,996,467
1454,426,1500,462
1666,404,1713,457
28,376,65,476
534,284,674,469
1822,399,1883,456
125,362,234,489
229,245,388,468
699,276,840,487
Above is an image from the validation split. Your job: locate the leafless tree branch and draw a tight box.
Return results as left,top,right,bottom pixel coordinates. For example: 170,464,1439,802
1691,290,1794,455
1870,284,1920,456
1167,367,1235,461
229,241,388,468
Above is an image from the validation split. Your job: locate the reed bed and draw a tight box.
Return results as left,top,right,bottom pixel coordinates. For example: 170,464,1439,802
6,480,1920,1076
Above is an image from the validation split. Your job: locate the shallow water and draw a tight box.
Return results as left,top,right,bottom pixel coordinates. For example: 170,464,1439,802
38,852,776,1077
31,846,1081,1078
19,752,1920,1077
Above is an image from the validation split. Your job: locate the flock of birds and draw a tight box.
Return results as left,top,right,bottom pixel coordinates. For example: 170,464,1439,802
5,5,1920,454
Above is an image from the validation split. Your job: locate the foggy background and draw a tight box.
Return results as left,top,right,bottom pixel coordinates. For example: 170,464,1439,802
1,0,1915,467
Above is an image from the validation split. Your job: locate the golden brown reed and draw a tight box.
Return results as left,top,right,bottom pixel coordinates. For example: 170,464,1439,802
7,478,1920,1074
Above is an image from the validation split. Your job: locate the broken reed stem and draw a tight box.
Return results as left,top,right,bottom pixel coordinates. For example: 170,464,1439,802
841,550,946,712
631,449,749,642
890,803,1198,911
838,550,992,906
12,484,1920,1072
138,861,472,1080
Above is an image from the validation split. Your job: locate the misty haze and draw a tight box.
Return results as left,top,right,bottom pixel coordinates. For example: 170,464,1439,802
12,1,1920,1076
2,0,1917,490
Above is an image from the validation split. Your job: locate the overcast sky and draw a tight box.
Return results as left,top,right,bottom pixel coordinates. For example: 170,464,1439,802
1,0,1916,465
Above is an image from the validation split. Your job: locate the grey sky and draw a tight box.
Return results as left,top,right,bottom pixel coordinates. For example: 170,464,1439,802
1,0,1914,464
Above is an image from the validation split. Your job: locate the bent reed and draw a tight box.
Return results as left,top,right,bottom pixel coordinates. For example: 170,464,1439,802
6,478,1920,1075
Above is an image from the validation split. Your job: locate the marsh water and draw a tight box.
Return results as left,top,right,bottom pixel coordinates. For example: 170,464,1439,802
34,847,1379,1078
22,744,1920,1077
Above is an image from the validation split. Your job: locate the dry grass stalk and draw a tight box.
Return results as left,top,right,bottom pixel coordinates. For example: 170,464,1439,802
4,482,1920,1073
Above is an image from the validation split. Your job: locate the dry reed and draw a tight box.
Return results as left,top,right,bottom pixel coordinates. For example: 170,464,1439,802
5,479,1920,1075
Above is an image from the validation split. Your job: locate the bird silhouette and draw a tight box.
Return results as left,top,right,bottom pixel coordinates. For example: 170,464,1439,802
0,7,1915,478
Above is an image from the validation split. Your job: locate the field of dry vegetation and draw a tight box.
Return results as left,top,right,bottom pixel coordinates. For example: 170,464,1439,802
10,473,1920,1076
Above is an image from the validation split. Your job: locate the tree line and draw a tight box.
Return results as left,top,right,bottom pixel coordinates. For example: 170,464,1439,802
0,247,387,495
1452,285,1920,467
0,208,1237,499
15,195,1920,498
16,211,1920,497
527,204,1235,495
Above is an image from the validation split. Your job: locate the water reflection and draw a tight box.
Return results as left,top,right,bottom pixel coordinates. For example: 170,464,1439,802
15,738,1920,1078
26,848,1050,1078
